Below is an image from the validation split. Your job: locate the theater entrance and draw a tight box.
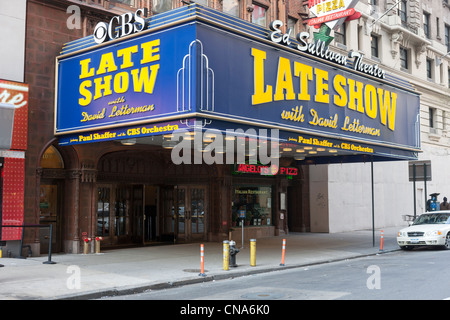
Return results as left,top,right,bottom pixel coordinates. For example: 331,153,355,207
96,184,159,246
174,186,207,243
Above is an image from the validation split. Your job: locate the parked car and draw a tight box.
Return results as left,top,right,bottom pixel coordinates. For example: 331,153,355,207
397,211,450,250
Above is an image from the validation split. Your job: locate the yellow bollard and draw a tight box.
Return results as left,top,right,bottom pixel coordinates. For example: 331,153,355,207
223,240,229,271
250,239,256,267
83,238,91,254
95,237,103,254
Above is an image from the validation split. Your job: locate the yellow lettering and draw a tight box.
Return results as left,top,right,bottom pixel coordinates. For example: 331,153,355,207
378,89,397,131
117,45,138,69
348,79,364,113
79,59,94,79
364,85,377,119
131,65,159,94
333,74,347,107
294,62,313,101
317,4,322,13
274,57,296,101
96,52,118,75
113,72,130,94
314,68,329,103
251,48,273,105
140,39,160,64
93,75,113,100
79,80,92,106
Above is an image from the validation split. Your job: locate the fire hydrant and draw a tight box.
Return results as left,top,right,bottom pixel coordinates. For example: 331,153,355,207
95,237,103,254
229,240,239,267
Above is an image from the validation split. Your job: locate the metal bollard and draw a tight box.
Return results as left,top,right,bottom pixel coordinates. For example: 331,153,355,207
83,238,91,254
95,237,103,254
250,239,256,267
223,240,229,271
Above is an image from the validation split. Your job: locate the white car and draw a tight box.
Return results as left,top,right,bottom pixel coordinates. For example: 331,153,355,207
397,211,450,250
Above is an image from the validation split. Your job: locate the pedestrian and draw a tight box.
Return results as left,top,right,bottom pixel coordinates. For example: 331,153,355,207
441,197,450,210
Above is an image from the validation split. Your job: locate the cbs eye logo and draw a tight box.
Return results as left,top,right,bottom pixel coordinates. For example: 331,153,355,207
93,8,148,44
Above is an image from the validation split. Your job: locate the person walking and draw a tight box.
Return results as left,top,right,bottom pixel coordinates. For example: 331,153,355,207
441,197,450,210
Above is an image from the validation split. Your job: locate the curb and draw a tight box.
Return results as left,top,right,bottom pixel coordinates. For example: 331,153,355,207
53,248,399,300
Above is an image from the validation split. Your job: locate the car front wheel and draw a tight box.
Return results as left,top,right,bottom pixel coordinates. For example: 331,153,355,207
443,233,450,250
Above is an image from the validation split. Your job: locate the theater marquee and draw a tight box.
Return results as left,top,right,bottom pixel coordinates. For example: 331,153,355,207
55,4,420,162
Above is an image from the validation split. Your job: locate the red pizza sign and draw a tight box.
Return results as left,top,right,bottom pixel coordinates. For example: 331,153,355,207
308,0,360,30
234,164,298,176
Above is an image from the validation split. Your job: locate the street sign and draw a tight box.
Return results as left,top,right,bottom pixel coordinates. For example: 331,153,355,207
408,160,431,181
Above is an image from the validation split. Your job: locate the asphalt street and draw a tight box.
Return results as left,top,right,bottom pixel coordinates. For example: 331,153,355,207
102,248,450,301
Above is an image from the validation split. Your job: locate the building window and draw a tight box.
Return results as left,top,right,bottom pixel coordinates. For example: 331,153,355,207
423,12,430,39
288,17,298,35
371,34,379,58
223,0,239,17
152,0,173,14
399,0,407,26
448,68,450,88
41,145,64,169
114,0,133,5
426,58,433,80
252,3,267,27
400,46,408,70
445,24,450,52
437,17,441,39
232,186,273,226
192,0,208,6
97,187,111,237
335,23,346,45
429,107,436,129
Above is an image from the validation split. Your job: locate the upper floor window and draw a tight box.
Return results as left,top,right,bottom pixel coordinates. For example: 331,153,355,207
223,0,239,17
192,0,208,6
114,0,133,5
371,34,379,58
445,24,450,52
448,68,450,88
152,0,173,14
426,58,433,80
335,23,346,46
398,0,407,26
252,3,267,27
400,46,408,70
423,12,430,39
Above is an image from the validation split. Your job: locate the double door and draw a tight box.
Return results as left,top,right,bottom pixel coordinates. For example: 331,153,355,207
175,186,207,242
97,184,207,245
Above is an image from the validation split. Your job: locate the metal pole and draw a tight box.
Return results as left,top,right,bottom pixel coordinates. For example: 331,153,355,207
369,0,401,27
371,159,375,247
424,163,428,211
18,224,25,259
43,224,56,264
413,164,416,219
241,218,244,249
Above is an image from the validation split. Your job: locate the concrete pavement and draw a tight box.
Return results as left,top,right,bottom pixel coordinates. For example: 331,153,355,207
0,227,400,300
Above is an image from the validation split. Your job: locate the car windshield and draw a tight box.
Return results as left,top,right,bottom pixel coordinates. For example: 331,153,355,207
413,213,450,225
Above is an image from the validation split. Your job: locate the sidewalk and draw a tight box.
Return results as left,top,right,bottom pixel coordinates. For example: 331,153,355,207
0,227,400,300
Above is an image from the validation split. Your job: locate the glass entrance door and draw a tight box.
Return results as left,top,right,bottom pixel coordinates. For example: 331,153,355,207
39,183,62,253
175,186,206,242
